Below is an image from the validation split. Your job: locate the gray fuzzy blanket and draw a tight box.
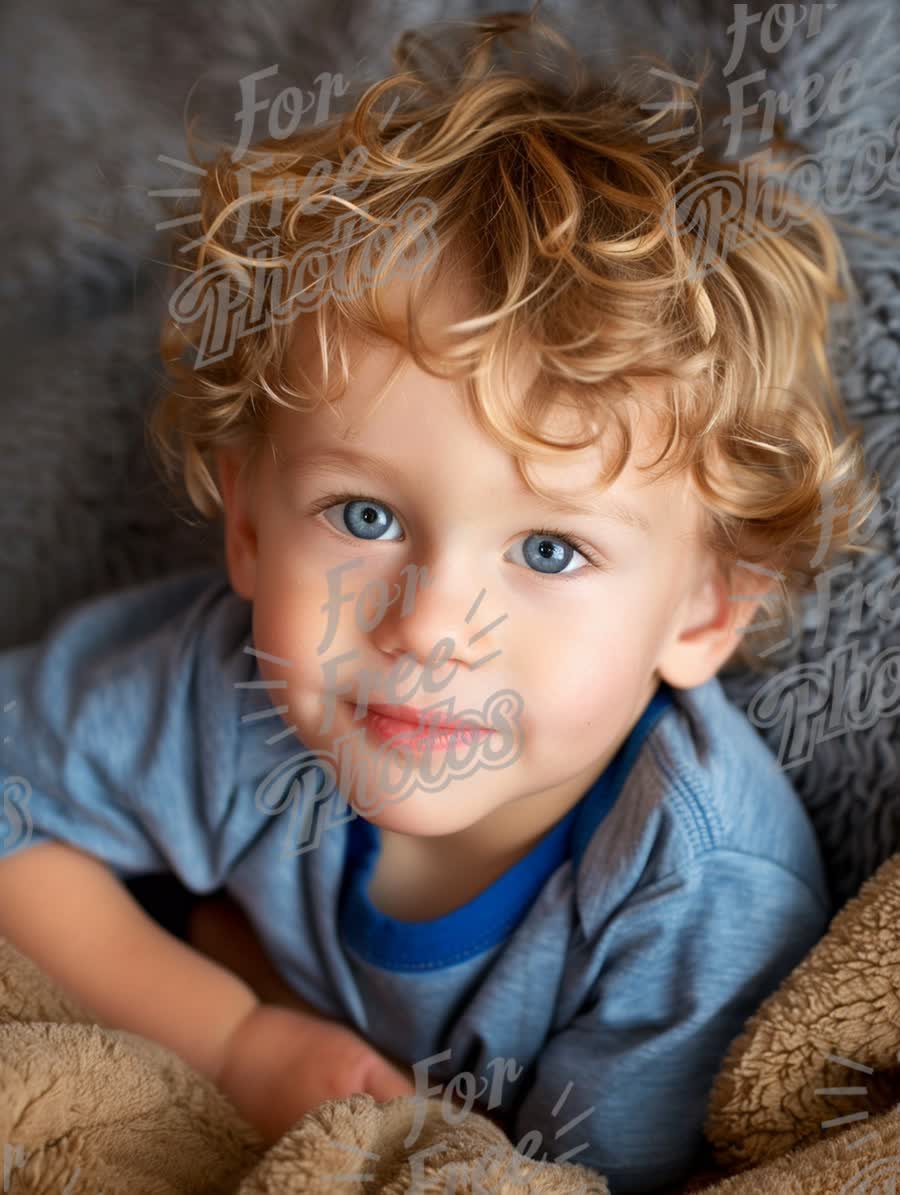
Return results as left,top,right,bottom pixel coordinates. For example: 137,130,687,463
0,0,897,911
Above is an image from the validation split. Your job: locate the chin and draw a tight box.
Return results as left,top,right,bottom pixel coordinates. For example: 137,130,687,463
351,791,473,837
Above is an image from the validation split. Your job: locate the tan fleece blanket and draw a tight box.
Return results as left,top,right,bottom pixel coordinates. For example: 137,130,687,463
4,854,900,1195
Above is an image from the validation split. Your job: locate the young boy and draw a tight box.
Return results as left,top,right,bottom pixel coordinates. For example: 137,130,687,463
0,10,879,1193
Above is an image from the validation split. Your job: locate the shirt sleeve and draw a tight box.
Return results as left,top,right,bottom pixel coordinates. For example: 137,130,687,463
509,849,831,1195
0,567,253,891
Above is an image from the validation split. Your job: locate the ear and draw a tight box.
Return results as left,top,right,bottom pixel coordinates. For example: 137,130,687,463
656,557,775,689
217,444,259,602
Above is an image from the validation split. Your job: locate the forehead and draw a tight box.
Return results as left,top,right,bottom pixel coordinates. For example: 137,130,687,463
277,280,705,542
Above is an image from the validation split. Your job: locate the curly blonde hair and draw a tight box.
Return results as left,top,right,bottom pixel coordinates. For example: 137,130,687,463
148,5,882,675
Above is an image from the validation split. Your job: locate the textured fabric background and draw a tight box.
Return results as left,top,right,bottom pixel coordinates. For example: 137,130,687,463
1,0,897,910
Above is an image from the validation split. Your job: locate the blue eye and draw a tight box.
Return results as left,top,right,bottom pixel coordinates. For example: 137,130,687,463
309,492,604,575
509,532,592,576
322,497,403,542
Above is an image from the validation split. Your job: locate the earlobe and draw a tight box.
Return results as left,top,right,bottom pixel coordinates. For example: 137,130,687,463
217,445,259,602
656,564,769,690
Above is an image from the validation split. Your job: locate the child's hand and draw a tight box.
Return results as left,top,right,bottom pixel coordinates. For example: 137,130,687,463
189,892,417,1077
216,1002,416,1146
190,897,505,1140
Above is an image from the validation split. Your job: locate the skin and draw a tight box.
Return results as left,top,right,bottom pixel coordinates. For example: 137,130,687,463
215,271,771,915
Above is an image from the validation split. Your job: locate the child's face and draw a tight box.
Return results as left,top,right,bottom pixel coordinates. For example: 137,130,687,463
218,287,753,842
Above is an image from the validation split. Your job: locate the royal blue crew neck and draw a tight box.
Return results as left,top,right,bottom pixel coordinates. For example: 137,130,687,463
339,680,676,971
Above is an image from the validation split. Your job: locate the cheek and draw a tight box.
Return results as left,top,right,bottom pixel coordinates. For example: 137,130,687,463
511,597,654,726
251,583,344,749
254,495,376,649
249,546,375,732
251,565,311,655
249,553,333,707
539,651,627,726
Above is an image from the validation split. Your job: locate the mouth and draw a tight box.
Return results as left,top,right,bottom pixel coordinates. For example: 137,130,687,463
363,702,489,732
349,701,497,753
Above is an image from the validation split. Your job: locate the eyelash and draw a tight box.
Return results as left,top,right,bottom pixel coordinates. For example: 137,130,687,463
306,490,608,573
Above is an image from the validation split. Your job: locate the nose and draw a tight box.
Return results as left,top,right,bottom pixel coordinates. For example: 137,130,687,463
366,558,505,676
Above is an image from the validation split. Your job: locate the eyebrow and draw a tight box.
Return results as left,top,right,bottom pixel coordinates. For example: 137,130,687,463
278,445,652,534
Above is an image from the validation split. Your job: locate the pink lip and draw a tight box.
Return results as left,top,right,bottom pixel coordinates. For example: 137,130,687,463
362,709,495,753
363,702,487,731
349,701,496,754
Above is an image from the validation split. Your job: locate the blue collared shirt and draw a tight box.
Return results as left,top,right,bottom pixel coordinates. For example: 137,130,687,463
0,566,830,1193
